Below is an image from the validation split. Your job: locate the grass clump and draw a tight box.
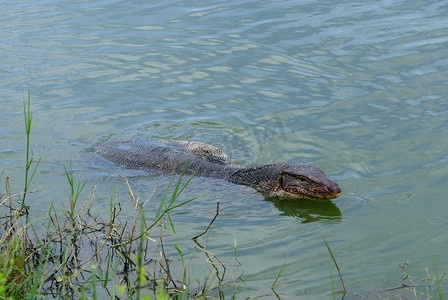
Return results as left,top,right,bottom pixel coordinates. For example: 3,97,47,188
0,221,34,298
0,93,230,299
0,166,229,299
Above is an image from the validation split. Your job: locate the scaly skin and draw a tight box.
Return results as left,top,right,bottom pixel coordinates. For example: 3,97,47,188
227,164,341,199
96,139,341,200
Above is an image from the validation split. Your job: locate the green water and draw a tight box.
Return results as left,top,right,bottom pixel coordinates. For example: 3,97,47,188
2,0,448,298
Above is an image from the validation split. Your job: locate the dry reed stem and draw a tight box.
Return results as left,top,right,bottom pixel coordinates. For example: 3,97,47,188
192,199,220,240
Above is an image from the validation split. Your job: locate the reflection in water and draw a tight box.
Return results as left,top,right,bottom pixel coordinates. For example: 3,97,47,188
266,198,342,223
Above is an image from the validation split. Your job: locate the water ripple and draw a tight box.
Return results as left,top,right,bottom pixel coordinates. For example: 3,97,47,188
2,0,448,297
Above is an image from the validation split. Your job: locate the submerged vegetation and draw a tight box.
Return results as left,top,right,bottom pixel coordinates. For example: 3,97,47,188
0,93,446,299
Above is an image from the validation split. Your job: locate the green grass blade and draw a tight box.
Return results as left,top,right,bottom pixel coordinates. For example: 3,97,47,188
272,258,287,288
322,236,346,294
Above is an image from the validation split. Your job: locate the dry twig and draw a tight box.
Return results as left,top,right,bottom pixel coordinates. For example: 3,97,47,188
192,200,219,240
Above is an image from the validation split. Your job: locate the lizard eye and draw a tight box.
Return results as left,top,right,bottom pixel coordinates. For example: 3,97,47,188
280,174,309,188
296,176,311,184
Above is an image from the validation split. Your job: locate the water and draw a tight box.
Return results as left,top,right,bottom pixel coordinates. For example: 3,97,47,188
2,0,448,298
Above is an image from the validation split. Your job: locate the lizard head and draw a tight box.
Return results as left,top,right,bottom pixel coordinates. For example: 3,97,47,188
260,164,342,200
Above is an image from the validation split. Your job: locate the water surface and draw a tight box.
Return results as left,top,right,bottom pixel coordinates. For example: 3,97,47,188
2,0,448,298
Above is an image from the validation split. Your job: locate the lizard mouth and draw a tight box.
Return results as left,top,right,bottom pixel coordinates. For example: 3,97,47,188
323,181,342,199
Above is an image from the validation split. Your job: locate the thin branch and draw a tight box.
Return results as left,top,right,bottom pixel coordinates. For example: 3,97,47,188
192,200,219,240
